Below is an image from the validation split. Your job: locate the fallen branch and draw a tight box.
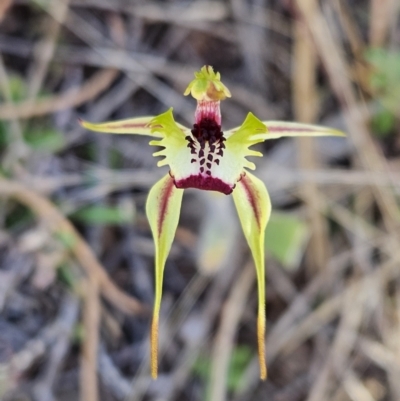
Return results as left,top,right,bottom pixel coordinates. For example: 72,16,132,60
0,69,118,119
0,177,147,316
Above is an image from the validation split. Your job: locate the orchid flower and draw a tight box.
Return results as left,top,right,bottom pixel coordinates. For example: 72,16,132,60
79,66,345,380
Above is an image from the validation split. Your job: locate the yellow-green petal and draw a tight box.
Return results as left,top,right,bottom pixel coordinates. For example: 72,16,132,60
79,116,162,137
252,121,344,140
149,108,200,180
232,171,271,380
146,174,184,379
217,113,266,187
226,121,345,141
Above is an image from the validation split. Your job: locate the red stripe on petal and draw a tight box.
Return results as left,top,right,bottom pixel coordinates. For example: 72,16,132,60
268,126,317,132
157,177,175,236
240,174,261,229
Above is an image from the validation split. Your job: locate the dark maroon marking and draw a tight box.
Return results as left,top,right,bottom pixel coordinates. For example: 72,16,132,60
157,177,175,237
207,154,213,161
240,174,261,229
215,159,220,165
206,162,212,169
200,167,204,173
175,174,233,195
200,159,205,165
191,118,223,144
191,158,196,163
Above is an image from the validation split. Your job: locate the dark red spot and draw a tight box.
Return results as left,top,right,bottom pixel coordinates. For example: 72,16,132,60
191,118,223,144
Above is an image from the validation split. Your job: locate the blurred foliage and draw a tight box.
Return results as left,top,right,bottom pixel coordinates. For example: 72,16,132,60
365,48,400,137
265,212,310,271
56,231,78,250
24,127,65,152
193,345,253,397
4,203,35,230
70,204,135,225
57,262,78,288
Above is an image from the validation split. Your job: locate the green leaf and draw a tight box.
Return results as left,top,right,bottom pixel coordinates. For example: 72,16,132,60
57,262,78,288
71,205,135,225
226,346,253,392
192,345,254,398
24,128,65,152
265,212,310,271
365,48,400,111
0,75,27,102
371,107,396,137
56,231,77,250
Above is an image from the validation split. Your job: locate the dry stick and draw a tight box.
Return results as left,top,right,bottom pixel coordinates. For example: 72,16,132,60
26,0,70,100
209,262,255,401
0,0,12,22
293,1,330,273
80,276,101,401
383,286,400,399
342,370,376,401
369,0,396,47
294,0,400,234
0,178,147,316
307,277,367,401
332,0,371,93
0,69,118,120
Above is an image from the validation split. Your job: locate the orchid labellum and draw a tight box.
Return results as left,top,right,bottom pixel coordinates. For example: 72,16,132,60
80,66,345,380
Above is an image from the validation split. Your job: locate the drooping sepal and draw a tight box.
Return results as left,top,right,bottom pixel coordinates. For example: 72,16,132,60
146,174,184,378
232,171,271,380
184,65,231,101
78,116,161,137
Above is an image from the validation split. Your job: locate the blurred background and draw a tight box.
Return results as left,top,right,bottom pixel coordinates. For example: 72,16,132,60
0,0,400,400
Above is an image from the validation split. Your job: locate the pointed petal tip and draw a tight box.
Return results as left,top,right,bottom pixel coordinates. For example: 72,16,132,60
260,368,267,381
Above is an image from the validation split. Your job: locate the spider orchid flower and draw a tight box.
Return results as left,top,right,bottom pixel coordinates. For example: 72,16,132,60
79,66,345,380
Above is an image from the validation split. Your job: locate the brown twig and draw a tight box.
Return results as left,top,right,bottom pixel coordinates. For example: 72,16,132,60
294,0,400,234
0,0,12,22
209,261,255,401
80,277,100,401
0,178,147,316
293,0,330,273
0,69,118,120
